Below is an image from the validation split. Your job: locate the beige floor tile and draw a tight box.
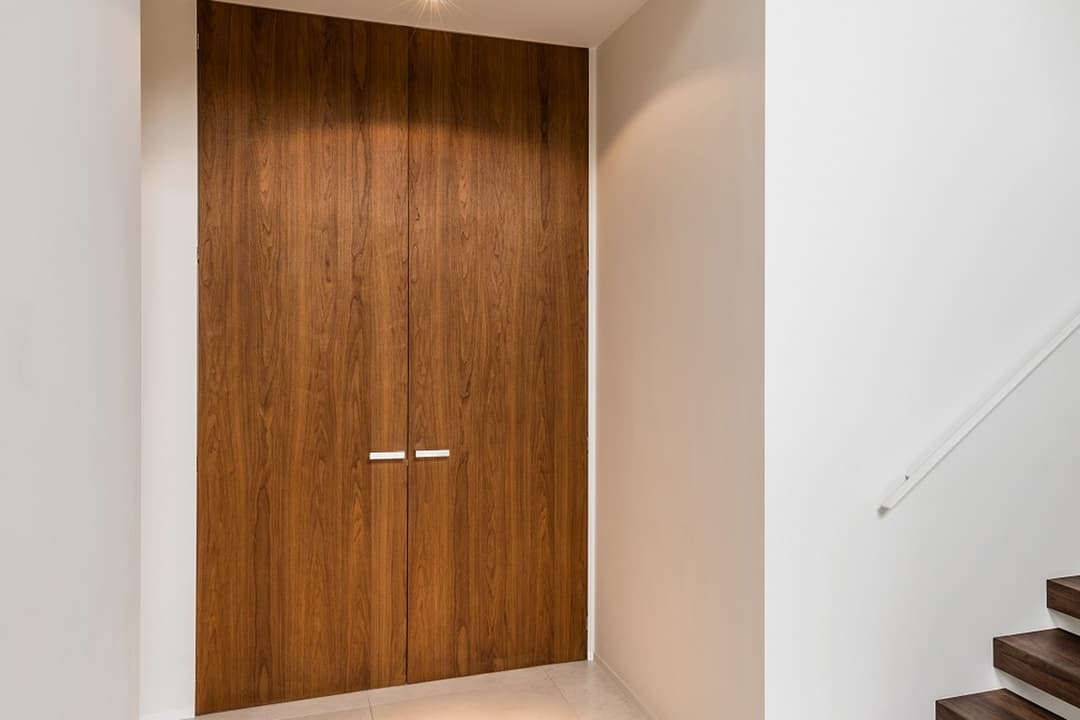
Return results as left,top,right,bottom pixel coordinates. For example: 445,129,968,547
193,690,370,720
371,688,576,720
194,662,649,720
294,710,372,720
367,667,554,707
544,661,653,720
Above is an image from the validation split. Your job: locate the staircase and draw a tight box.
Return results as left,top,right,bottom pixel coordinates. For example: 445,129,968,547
937,577,1080,719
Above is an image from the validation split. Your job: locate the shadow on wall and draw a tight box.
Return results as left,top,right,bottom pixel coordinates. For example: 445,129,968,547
598,0,761,157
595,0,765,718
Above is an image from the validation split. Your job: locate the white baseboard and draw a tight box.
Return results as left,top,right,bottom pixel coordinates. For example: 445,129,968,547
141,707,193,720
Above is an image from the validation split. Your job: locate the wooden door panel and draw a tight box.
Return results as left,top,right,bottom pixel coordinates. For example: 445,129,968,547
406,29,589,683
197,2,409,713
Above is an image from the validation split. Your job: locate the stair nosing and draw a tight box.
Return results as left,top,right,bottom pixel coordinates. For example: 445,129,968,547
1048,577,1080,620
995,629,1080,709
937,689,1064,720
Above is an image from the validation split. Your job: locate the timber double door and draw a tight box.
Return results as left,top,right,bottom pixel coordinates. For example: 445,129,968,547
196,2,587,714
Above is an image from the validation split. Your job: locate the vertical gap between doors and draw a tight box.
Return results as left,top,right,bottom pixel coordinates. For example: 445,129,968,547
403,26,413,687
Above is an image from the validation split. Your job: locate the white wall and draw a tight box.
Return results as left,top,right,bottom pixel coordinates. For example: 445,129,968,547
765,1,1080,718
0,2,142,719
596,0,765,717
140,1,198,718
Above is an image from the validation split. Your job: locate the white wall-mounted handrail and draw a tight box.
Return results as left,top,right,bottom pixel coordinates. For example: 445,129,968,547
880,310,1080,511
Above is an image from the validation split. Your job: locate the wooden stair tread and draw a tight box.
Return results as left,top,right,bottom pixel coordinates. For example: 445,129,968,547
995,629,1080,707
1048,577,1080,619
937,690,1063,719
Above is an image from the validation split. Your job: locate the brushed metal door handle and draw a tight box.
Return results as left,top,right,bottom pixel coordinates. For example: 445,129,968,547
369,451,406,461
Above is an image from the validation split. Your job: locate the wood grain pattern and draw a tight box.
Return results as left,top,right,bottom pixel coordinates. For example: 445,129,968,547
406,29,589,683
197,2,409,712
994,630,1080,708
1048,577,1080,620
937,690,1064,720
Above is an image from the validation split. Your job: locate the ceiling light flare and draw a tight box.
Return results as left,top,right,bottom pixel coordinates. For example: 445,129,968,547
402,0,461,26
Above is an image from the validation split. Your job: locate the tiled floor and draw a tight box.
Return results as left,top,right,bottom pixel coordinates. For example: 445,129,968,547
194,662,652,720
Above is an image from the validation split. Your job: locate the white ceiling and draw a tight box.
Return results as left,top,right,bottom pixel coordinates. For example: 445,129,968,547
228,0,648,47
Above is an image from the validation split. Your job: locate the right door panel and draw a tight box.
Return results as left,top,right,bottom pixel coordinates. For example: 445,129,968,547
406,29,590,683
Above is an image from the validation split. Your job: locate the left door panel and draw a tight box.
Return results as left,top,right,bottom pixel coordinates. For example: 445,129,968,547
197,2,409,713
